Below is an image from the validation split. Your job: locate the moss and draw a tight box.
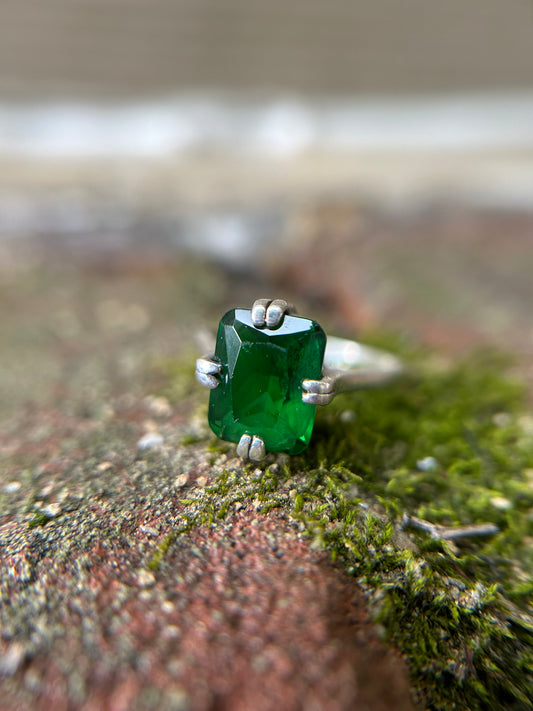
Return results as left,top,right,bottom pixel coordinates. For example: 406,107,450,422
28,509,55,529
147,532,179,572
294,344,533,709
161,340,533,710
180,433,206,446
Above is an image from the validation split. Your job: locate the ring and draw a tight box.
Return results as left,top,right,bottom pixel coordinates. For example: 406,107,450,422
195,299,403,461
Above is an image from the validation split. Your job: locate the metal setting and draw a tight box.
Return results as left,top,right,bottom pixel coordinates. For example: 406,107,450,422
196,299,404,461
251,298,295,329
195,356,222,389
236,433,252,459
235,433,266,462
249,435,266,462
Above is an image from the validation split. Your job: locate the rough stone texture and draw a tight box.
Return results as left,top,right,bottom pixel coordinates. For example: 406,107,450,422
0,250,416,711
1,202,533,710
0,401,414,711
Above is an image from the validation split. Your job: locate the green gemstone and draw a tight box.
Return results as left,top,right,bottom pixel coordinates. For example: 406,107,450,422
208,308,326,455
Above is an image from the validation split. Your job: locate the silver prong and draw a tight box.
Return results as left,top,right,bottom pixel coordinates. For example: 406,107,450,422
195,356,221,389
302,379,333,394
249,436,266,461
236,434,252,459
196,357,221,376
266,299,289,329
252,299,272,328
302,392,334,405
302,378,334,405
196,372,220,389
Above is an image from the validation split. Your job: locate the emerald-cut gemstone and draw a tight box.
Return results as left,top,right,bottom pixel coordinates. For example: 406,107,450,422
208,309,326,455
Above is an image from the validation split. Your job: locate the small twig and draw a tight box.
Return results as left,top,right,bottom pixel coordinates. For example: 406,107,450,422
402,514,499,541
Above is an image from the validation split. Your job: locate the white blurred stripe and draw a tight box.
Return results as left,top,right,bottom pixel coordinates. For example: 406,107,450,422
1,92,533,157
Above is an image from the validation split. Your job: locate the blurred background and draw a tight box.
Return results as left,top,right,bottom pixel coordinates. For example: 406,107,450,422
1,0,533,410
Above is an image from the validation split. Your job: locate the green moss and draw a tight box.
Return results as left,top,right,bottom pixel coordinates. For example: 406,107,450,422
158,340,533,710
180,433,206,446
28,509,55,529
293,344,533,709
147,532,179,572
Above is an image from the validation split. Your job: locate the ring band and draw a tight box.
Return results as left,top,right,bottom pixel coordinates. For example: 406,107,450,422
320,336,404,395
196,301,403,460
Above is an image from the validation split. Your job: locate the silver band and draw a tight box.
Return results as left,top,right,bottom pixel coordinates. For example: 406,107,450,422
301,337,404,405
325,337,404,387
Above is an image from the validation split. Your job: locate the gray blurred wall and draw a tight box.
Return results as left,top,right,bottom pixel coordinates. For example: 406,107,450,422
0,0,532,96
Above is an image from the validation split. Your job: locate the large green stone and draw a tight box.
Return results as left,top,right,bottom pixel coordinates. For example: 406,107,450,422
208,308,326,455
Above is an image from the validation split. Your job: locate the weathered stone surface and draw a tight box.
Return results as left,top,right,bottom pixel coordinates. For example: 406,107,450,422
0,255,415,711
0,403,415,711
2,208,533,710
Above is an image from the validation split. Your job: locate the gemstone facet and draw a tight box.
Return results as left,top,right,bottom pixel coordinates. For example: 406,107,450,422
208,308,326,455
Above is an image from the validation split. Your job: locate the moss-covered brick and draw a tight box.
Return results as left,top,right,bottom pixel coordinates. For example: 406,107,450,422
178,340,533,710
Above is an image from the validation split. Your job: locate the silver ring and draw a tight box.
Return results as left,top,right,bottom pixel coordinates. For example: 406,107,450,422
313,336,403,399
196,299,403,461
